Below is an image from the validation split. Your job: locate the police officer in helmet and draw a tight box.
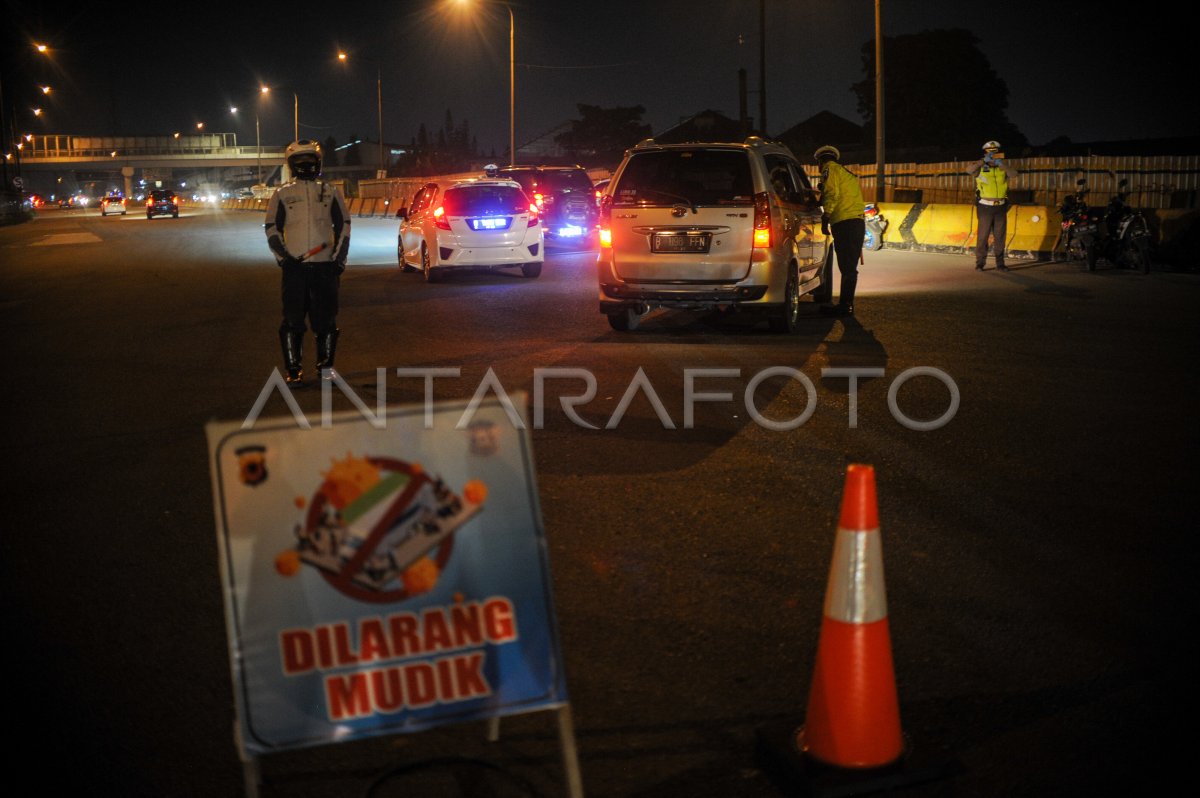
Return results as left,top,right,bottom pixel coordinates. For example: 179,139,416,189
814,145,865,317
264,140,351,384
967,140,1019,271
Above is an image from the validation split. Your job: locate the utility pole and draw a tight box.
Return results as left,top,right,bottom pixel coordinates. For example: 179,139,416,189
0,72,9,190
875,0,886,202
759,0,767,135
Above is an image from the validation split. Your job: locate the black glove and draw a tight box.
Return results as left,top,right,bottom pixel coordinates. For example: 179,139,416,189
334,259,346,275
821,214,831,235
278,256,300,269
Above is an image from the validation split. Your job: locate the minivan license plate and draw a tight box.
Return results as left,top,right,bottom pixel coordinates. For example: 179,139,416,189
652,233,710,253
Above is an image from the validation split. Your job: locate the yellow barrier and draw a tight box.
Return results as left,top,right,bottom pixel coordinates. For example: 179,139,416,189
910,204,975,250
873,202,914,247
1004,206,1059,254
1148,209,1198,245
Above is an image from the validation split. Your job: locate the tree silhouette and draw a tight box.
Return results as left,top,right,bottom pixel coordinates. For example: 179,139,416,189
393,113,479,175
343,133,362,166
852,29,1026,153
555,104,652,165
322,136,339,168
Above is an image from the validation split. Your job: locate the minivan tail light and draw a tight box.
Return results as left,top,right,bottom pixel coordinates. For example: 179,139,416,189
598,195,613,248
433,206,450,230
753,191,771,248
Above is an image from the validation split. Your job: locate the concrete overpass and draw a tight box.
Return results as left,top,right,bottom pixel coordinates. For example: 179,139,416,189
8,133,286,197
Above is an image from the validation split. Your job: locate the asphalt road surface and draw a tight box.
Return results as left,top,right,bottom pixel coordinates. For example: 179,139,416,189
3,205,1198,798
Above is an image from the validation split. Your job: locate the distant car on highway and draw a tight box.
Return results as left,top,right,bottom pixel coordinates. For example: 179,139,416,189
146,189,179,219
396,177,543,282
101,195,127,216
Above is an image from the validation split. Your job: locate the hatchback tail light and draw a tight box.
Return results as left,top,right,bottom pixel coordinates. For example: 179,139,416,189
433,206,450,230
527,203,539,228
753,191,772,248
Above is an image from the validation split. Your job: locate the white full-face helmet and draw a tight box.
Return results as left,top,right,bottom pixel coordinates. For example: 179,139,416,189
285,139,322,181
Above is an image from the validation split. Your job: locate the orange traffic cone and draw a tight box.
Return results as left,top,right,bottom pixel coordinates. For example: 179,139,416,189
795,463,903,767
756,464,957,795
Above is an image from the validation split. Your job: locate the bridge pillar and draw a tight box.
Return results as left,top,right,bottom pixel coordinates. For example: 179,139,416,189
121,166,135,198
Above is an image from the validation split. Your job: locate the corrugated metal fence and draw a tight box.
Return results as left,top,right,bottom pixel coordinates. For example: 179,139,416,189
806,155,1200,209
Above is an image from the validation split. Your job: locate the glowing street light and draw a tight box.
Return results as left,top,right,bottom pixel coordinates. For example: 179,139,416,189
40,85,51,95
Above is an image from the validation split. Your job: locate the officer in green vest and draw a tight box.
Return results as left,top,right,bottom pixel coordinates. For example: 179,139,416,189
967,140,1019,271
814,145,865,317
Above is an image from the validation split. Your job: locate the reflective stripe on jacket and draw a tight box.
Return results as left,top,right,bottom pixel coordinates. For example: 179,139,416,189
264,180,350,262
819,161,865,225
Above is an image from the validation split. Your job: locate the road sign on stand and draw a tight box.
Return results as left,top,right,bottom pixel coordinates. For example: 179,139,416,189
206,392,580,797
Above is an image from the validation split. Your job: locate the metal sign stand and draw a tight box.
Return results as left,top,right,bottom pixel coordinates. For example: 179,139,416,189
236,706,583,798
488,704,585,798
235,722,261,798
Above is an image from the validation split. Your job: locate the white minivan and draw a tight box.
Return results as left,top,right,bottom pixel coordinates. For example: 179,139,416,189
597,137,830,332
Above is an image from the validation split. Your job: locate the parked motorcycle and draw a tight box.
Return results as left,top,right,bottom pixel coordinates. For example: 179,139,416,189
1099,179,1153,274
863,203,887,250
1056,179,1102,270
1056,178,1153,273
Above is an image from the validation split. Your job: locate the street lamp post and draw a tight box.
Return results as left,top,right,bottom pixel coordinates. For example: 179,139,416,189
230,105,263,185
338,51,386,177
507,3,514,166
260,85,299,141
456,0,516,166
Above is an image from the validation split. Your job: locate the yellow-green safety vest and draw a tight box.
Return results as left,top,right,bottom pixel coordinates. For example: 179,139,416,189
819,161,865,225
975,164,1009,200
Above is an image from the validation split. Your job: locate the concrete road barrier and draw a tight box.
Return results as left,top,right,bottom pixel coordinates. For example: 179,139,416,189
909,204,977,252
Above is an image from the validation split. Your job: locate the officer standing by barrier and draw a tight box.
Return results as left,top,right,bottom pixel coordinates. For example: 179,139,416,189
967,140,1018,271
814,145,865,317
264,140,351,384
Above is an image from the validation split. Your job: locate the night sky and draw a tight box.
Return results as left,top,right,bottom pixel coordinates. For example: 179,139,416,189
3,0,1196,158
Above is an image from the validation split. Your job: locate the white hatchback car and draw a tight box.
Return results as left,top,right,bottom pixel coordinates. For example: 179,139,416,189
397,178,544,282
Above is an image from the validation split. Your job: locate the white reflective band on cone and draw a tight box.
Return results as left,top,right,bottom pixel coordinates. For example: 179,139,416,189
823,528,888,624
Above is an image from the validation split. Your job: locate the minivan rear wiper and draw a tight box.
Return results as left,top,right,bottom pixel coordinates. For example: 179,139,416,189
632,187,697,214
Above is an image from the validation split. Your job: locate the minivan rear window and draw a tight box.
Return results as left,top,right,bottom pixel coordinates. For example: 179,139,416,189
442,185,528,215
613,149,754,206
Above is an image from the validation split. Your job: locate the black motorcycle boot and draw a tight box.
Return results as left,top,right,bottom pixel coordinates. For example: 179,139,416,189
279,330,304,385
316,329,340,380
